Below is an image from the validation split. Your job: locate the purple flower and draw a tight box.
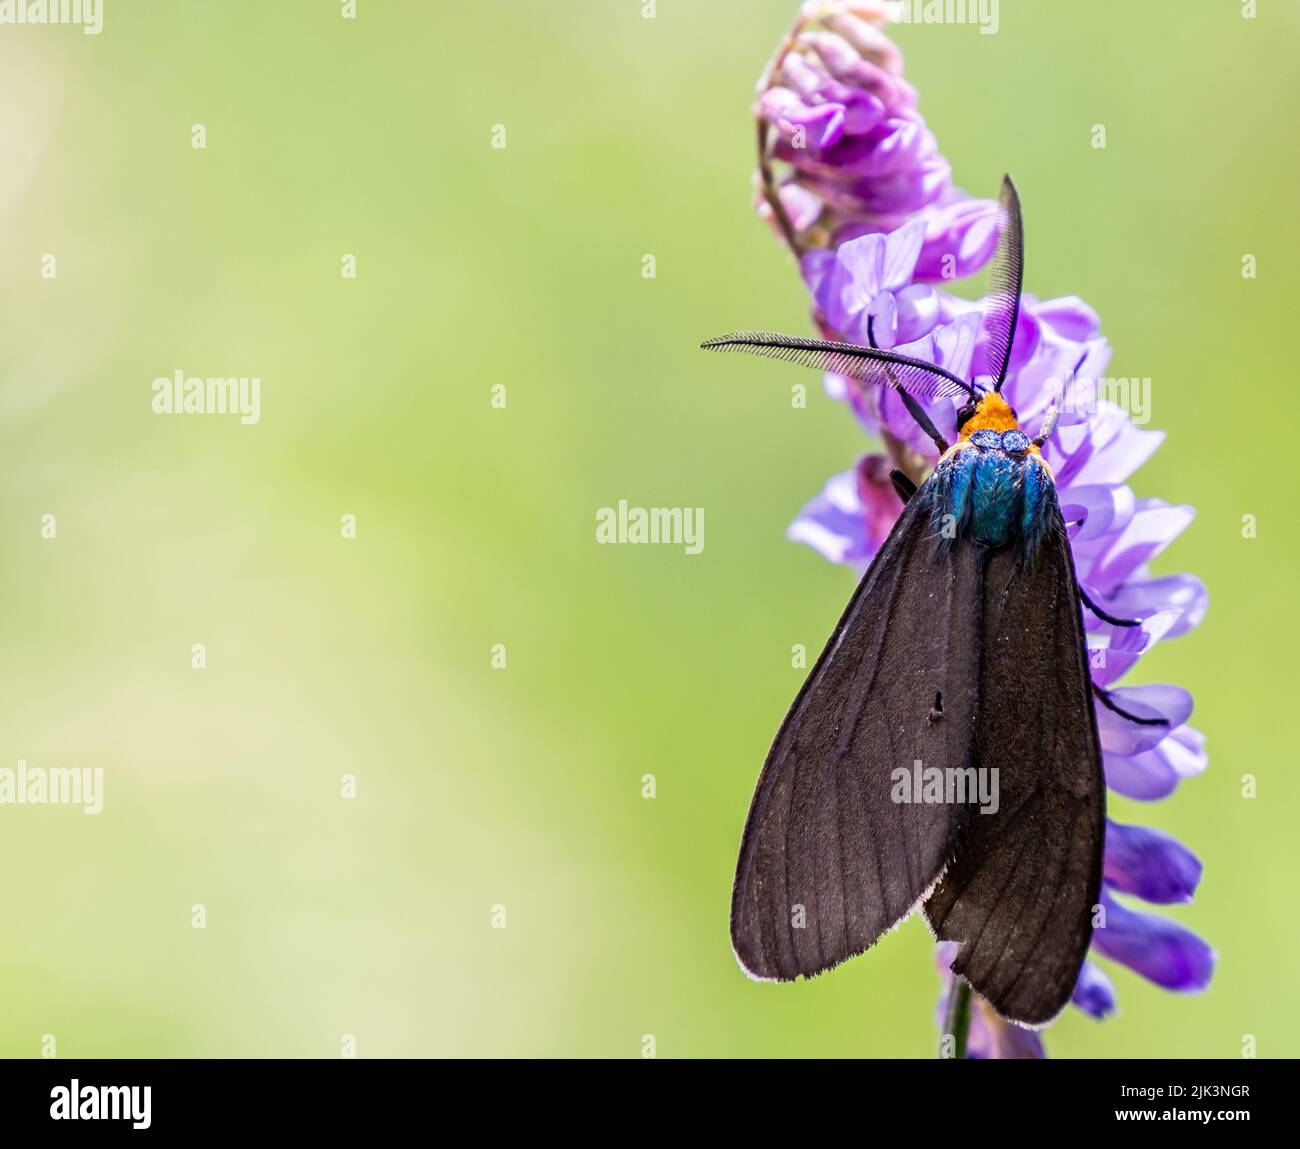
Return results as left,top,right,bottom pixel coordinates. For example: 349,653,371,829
787,454,904,565
1093,891,1216,993
760,4,1213,1057
935,944,1047,1058
755,2,995,280
1105,725,1207,803
1104,820,1203,905
1072,962,1118,1020
802,218,941,347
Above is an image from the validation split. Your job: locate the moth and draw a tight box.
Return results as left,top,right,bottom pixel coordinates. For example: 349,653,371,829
701,176,1165,1026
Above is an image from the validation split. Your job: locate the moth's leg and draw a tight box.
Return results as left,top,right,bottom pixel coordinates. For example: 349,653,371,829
1079,585,1141,627
867,316,950,455
1092,682,1168,726
896,389,950,456
1032,401,1060,447
889,470,918,505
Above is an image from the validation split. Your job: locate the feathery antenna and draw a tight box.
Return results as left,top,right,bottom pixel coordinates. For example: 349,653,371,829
983,175,1024,394
700,331,977,401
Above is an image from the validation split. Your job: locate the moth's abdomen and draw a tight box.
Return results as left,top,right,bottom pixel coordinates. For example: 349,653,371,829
930,439,1058,553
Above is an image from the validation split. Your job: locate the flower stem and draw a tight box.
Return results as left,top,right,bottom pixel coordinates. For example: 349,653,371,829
943,976,973,1059
753,7,810,262
756,117,802,259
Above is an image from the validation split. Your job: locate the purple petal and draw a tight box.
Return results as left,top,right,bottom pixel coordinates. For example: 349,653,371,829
816,12,907,85
804,29,903,102
1072,500,1195,595
760,87,847,150
1092,891,1215,992
1065,407,1166,488
893,311,980,382
880,217,927,290
786,456,904,567
969,1011,1048,1060
855,453,905,547
1006,309,1042,375
814,221,925,332
805,243,869,330
853,292,896,347
777,182,823,232
890,282,940,344
935,290,983,326
934,939,959,974
834,231,888,307
1072,961,1118,1019
1034,296,1101,343
786,468,873,566
869,314,979,457
913,196,999,281
1060,483,1136,543
801,248,837,302
1041,414,1096,476
1096,684,1194,756
970,307,1039,387
1004,338,1110,429
1086,607,1182,688
778,53,887,135
1104,724,1207,801
1099,573,1209,640
1105,820,1203,904
835,118,932,179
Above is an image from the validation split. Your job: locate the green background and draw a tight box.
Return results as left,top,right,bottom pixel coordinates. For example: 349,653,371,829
0,0,1295,1058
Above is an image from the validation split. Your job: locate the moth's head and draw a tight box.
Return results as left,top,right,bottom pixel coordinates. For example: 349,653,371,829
956,391,1019,438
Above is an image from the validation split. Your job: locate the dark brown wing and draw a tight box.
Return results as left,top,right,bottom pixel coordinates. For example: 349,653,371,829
923,521,1105,1025
731,493,985,981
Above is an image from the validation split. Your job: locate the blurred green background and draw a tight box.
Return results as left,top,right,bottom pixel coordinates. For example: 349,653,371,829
0,1,1295,1058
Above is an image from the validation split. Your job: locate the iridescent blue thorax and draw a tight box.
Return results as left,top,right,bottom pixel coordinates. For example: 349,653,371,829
922,427,1058,555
